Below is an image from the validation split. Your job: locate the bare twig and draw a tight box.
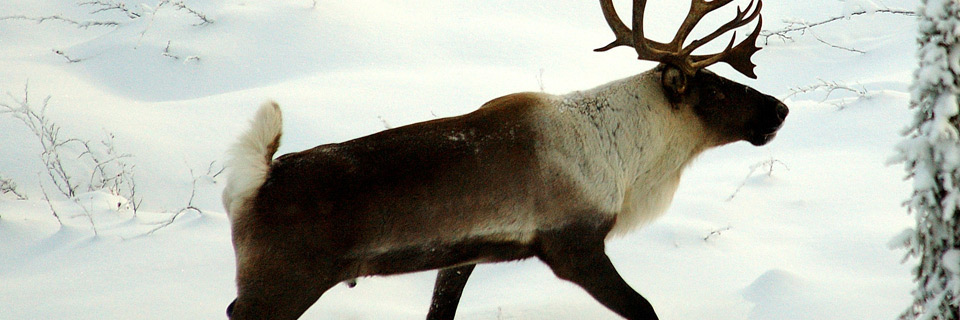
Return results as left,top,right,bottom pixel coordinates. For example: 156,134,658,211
168,1,214,26
378,116,393,129
74,196,100,236
0,14,119,29
761,9,917,44
144,205,201,235
0,175,28,200
785,78,870,109
145,161,221,234
38,173,63,227
704,226,733,241
162,40,180,60
727,158,789,201
131,1,212,49
162,40,201,62
53,48,84,63
537,68,546,92
786,79,867,99
206,160,225,178
78,0,142,19
128,172,142,215
810,32,866,54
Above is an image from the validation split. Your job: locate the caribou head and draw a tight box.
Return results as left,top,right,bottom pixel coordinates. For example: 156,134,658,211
595,0,786,145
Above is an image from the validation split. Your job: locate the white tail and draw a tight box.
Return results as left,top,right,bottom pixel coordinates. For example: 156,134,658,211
222,101,283,218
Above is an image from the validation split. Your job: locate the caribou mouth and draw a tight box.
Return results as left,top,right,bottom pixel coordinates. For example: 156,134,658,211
749,125,783,146
749,132,778,146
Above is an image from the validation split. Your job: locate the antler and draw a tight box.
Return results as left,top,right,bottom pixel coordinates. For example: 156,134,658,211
595,0,763,79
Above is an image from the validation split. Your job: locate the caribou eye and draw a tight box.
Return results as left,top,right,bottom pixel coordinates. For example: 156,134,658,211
710,88,724,101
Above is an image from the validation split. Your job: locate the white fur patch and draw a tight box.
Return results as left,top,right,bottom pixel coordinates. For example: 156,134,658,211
222,101,283,219
534,71,713,236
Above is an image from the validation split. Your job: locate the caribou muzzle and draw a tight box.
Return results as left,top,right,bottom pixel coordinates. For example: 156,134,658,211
748,97,788,146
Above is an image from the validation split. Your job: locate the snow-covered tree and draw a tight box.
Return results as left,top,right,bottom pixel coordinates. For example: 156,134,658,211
892,0,960,319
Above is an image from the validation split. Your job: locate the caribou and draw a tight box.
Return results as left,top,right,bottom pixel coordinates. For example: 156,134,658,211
222,0,787,319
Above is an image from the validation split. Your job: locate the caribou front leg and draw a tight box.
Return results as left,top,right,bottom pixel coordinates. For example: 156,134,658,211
427,264,477,320
535,222,659,320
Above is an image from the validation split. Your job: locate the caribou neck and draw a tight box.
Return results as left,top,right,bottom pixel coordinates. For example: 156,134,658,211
552,71,714,234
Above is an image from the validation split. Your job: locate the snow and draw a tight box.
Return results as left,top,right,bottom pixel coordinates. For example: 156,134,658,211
0,0,919,319
741,269,810,320
945,249,960,275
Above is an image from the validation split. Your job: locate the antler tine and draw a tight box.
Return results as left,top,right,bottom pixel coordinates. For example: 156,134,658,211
596,0,673,59
631,0,677,55
685,0,763,78
671,0,736,51
692,15,763,78
595,0,635,52
682,0,761,56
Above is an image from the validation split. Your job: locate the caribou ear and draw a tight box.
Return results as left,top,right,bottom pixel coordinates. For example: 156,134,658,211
660,66,688,102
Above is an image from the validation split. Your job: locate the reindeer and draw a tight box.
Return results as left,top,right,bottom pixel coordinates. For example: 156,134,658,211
222,0,787,319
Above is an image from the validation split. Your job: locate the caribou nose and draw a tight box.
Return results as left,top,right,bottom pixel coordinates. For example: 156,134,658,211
775,101,789,121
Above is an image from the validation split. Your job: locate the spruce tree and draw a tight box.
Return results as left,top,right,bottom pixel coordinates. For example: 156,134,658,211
893,0,960,318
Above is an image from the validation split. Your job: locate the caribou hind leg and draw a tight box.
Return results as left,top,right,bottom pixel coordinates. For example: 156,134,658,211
426,264,477,320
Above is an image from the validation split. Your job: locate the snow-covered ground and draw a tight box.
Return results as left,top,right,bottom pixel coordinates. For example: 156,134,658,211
0,0,919,319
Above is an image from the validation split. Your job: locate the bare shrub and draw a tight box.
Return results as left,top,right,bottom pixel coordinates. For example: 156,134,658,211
1,83,140,227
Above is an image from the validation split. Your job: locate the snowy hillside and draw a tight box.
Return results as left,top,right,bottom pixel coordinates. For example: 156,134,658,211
0,0,918,319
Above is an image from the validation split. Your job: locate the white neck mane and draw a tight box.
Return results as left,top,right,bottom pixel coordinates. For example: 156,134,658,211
542,71,715,236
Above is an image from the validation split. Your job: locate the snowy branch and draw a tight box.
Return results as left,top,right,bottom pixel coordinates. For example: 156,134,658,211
761,8,916,53
761,9,917,44
785,79,870,109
